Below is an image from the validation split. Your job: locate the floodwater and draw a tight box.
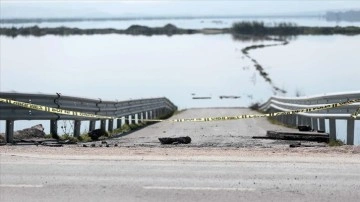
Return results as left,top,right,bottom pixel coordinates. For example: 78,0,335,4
0,18,359,144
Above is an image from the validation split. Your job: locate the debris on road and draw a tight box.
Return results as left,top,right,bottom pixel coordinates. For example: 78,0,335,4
298,125,313,132
289,142,327,148
252,130,329,143
88,129,109,140
159,136,192,144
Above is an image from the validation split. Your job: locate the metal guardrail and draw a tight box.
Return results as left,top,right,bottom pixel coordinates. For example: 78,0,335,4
0,92,177,143
259,91,360,145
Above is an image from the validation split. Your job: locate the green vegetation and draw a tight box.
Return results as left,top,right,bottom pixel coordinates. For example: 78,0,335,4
77,134,92,142
329,139,345,147
60,134,79,143
44,134,53,139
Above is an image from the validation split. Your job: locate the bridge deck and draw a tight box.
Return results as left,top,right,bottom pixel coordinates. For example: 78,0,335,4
114,108,300,148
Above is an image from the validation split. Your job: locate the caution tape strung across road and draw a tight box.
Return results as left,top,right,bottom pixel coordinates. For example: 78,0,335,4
0,97,114,120
0,97,359,122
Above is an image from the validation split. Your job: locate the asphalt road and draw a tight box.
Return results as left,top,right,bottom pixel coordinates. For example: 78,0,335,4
1,153,360,202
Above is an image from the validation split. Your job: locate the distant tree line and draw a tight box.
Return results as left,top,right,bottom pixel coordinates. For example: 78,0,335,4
1,21,360,37
0,24,198,37
231,21,360,36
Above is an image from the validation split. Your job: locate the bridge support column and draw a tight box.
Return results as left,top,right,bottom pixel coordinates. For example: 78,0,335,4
100,120,106,131
108,119,114,132
74,120,81,137
319,118,326,132
5,120,14,144
50,120,58,137
329,118,336,141
89,120,96,131
347,119,355,145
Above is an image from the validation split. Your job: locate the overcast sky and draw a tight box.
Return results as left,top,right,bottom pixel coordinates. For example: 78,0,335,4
1,0,360,18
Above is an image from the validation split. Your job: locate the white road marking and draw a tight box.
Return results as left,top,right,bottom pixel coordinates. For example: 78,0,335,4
143,186,255,191
0,184,44,188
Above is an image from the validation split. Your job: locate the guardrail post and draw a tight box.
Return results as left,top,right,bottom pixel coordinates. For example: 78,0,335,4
140,113,144,123
145,111,149,120
149,111,153,119
74,120,81,137
312,118,318,131
89,120,96,131
347,119,355,145
50,120,58,136
319,118,326,131
135,114,139,124
295,116,299,126
329,118,336,141
128,115,132,125
297,115,303,126
100,120,106,131
108,119,113,132
5,120,14,144
121,117,126,126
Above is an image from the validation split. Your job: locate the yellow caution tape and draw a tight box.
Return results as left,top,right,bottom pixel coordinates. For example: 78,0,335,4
0,97,359,122
167,98,360,122
0,97,114,120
